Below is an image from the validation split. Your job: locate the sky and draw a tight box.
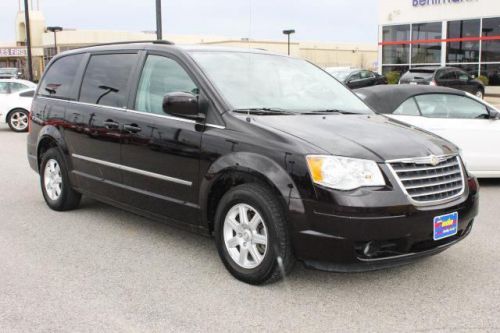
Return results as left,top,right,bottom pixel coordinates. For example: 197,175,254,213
0,0,378,44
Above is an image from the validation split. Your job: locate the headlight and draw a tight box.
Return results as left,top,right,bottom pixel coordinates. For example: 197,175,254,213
306,155,385,191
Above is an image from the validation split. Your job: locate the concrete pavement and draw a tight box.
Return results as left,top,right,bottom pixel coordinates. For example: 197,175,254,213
0,125,499,332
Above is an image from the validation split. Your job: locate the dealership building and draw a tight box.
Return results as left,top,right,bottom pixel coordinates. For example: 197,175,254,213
379,0,500,85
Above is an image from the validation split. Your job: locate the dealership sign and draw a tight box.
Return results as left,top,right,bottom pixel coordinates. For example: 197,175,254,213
0,48,27,58
412,0,479,7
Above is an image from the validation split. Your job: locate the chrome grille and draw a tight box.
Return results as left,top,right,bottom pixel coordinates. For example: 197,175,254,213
387,155,465,204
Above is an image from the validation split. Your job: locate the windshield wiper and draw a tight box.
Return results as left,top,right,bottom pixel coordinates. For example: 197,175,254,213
303,109,358,115
232,108,295,115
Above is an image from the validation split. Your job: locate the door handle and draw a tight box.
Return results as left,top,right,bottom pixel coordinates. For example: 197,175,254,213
103,120,119,129
123,124,142,133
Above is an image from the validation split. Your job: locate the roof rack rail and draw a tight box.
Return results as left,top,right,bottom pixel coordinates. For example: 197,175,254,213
85,40,175,48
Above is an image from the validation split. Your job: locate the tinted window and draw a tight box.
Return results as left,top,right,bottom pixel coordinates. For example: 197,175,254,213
411,23,442,64
415,94,488,119
20,90,35,97
382,25,411,65
360,71,375,79
436,70,456,80
481,64,500,86
135,55,198,115
447,20,480,63
39,54,83,99
393,98,420,116
482,17,500,62
349,72,361,81
79,54,137,107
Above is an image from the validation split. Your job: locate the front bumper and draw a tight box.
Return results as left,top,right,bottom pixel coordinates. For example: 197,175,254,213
288,177,479,272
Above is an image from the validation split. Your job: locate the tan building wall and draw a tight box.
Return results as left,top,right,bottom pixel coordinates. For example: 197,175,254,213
8,10,378,80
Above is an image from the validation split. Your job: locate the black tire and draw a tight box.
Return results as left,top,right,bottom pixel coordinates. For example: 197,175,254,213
7,109,29,132
40,148,81,211
214,183,295,285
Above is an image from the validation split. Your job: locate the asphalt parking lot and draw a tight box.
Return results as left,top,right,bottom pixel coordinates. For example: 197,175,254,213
0,125,499,332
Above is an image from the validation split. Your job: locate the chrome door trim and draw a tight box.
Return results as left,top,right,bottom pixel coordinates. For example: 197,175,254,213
36,96,226,129
72,153,192,186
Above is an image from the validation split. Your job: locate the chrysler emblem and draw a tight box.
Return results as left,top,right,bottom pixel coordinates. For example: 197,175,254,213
429,155,440,166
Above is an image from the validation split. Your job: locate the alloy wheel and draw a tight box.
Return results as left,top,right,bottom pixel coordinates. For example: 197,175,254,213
44,159,63,201
10,111,28,131
223,203,268,269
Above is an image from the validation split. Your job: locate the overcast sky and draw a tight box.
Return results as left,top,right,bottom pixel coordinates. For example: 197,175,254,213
0,0,378,44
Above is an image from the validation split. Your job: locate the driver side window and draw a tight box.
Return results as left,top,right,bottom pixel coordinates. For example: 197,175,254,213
414,94,489,119
135,55,198,115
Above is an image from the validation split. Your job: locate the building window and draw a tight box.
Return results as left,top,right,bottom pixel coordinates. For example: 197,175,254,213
411,22,442,64
482,17,500,63
481,64,500,86
447,19,480,63
382,25,411,65
381,65,409,76
382,45,409,64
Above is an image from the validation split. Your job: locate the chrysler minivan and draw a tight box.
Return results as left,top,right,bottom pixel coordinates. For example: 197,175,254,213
27,42,479,284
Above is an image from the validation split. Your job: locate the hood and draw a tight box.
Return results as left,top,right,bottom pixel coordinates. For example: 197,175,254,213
247,114,457,162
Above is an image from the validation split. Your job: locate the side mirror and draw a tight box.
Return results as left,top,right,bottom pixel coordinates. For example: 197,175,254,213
162,92,203,120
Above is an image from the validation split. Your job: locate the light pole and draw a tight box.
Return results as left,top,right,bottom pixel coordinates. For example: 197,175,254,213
23,0,33,81
47,26,63,56
282,29,295,56
156,0,162,40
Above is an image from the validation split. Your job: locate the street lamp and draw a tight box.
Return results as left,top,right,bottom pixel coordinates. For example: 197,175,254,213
47,26,63,56
156,0,162,40
282,29,295,55
23,0,33,81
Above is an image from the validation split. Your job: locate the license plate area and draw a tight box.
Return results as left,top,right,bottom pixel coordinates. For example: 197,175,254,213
433,212,458,241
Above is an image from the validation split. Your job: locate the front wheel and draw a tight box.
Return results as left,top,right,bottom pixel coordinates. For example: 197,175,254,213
7,109,29,132
214,183,295,285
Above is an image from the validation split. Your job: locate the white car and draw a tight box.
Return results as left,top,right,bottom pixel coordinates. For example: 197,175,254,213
0,79,36,95
0,88,35,132
356,85,500,178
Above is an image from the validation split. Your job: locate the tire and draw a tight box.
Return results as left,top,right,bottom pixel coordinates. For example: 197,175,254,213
475,89,484,99
214,183,295,285
7,109,29,132
40,148,81,211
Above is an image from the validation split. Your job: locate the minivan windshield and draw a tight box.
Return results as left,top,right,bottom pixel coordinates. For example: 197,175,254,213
189,51,373,114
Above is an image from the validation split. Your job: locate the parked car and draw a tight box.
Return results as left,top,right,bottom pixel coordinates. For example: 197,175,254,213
0,67,23,79
0,79,36,95
356,85,500,178
28,42,478,284
0,88,34,132
327,68,388,89
399,67,485,99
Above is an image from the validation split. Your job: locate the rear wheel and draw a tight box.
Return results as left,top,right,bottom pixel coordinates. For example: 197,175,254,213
40,148,81,211
214,183,295,285
7,109,29,132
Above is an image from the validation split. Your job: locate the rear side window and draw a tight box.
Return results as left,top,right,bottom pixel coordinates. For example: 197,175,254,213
415,94,489,119
393,98,421,116
79,54,138,108
20,90,35,97
0,82,10,94
39,54,83,99
10,83,29,92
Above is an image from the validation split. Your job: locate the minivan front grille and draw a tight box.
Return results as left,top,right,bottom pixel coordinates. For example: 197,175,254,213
387,155,465,205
